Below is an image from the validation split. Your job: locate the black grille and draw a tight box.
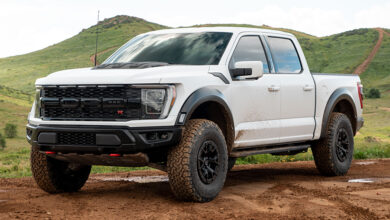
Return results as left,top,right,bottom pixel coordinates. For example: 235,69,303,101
57,132,96,145
43,86,128,98
40,85,141,120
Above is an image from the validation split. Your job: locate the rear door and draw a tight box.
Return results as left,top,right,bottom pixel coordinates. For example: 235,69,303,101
265,35,315,143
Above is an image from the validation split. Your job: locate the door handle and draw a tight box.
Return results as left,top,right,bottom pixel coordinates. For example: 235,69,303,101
303,85,314,91
268,85,280,92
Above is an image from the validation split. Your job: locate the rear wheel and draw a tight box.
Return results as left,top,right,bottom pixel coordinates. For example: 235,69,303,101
31,148,91,193
167,119,228,202
312,113,354,176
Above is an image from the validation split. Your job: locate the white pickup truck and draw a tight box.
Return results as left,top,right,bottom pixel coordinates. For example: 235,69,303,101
27,27,364,202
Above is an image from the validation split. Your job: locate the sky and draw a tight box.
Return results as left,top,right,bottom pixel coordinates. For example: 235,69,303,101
0,0,389,58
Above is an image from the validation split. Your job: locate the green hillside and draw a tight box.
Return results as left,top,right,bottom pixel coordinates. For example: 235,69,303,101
0,16,166,94
302,29,379,73
361,33,390,90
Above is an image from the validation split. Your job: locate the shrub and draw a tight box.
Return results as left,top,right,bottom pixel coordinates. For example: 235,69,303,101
4,123,17,138
365,88,381,99
0,133,6,149
364,136,380,143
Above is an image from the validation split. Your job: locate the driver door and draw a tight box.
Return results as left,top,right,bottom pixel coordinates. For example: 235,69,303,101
226,34,281,148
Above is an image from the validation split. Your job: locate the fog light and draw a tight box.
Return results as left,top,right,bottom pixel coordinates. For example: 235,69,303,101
160,132,169,140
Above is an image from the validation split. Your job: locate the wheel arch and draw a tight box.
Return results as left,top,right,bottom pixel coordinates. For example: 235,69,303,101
176,87,235,152
321,88,357,138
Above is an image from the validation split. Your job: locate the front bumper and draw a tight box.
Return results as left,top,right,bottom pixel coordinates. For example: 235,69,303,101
26,124,182,154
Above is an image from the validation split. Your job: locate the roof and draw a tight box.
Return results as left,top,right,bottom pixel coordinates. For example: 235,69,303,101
147,26,293,37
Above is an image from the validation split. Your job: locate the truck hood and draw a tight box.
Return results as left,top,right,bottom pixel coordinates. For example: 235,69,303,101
36,65,211,85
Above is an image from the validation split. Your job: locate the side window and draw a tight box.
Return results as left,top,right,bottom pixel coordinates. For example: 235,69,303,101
267,37,302,73
229,36,270,73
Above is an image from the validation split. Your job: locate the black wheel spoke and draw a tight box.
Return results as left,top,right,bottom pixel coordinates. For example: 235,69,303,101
336,128,350,162
197,140,220,184
209,156,218,164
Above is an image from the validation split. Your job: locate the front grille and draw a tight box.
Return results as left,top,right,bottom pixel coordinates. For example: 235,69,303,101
57,132,96,145
40,85,141,120
43,86,131,98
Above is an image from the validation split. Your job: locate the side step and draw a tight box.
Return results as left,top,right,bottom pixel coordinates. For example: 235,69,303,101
230,144,310,158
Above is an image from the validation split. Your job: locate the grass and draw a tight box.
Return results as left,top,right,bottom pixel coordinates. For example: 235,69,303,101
0,100,31,178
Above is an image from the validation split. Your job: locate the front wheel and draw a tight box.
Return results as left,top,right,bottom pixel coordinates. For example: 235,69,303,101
167,119,228,202
31,148,91,193
312,113,354,176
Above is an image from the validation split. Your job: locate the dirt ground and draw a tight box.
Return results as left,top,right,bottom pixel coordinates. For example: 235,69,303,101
0,159,389,220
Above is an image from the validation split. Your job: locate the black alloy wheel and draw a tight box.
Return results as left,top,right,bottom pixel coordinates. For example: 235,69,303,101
336,128,350,162
197,140,220,184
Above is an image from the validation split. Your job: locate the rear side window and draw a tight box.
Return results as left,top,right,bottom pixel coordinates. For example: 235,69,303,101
268,37,302,73
229,36,270,73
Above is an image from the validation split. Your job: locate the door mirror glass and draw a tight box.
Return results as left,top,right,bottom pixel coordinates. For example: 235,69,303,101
231,61,264,79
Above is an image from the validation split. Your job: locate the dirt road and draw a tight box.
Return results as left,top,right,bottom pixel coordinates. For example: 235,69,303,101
353,28,384,75
90,46,118,65
0,160,389,219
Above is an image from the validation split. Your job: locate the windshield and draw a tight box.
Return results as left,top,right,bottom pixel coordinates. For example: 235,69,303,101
103,32,233,65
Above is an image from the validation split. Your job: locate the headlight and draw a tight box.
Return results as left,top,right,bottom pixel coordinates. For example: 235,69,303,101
139,85,176,119
34,86,42,118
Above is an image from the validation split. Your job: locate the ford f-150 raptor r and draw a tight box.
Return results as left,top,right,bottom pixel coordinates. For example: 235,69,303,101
27,27,364,202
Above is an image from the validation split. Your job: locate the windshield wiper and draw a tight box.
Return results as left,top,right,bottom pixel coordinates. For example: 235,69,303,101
93,62,171,69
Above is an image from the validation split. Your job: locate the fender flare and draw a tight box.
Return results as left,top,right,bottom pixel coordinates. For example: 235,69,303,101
320,88,357,138
175,87,234,127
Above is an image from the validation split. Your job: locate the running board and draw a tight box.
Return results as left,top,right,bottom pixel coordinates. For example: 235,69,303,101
230,144,310,158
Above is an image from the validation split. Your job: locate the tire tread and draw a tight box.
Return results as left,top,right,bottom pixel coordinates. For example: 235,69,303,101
167,119,225,202
312,112,353,176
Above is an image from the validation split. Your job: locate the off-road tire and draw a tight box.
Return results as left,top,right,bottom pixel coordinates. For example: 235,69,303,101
312,113,354,176
228,157,236,171
31,148,91,193
167,119,228,202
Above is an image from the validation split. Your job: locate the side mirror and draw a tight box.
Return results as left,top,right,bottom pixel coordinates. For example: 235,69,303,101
231,61,264,79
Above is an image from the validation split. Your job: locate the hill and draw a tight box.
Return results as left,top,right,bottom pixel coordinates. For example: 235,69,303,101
0,15,166,94
361,30,390,90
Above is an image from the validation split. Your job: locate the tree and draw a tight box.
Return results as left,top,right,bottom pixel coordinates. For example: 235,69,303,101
366,88,381,99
